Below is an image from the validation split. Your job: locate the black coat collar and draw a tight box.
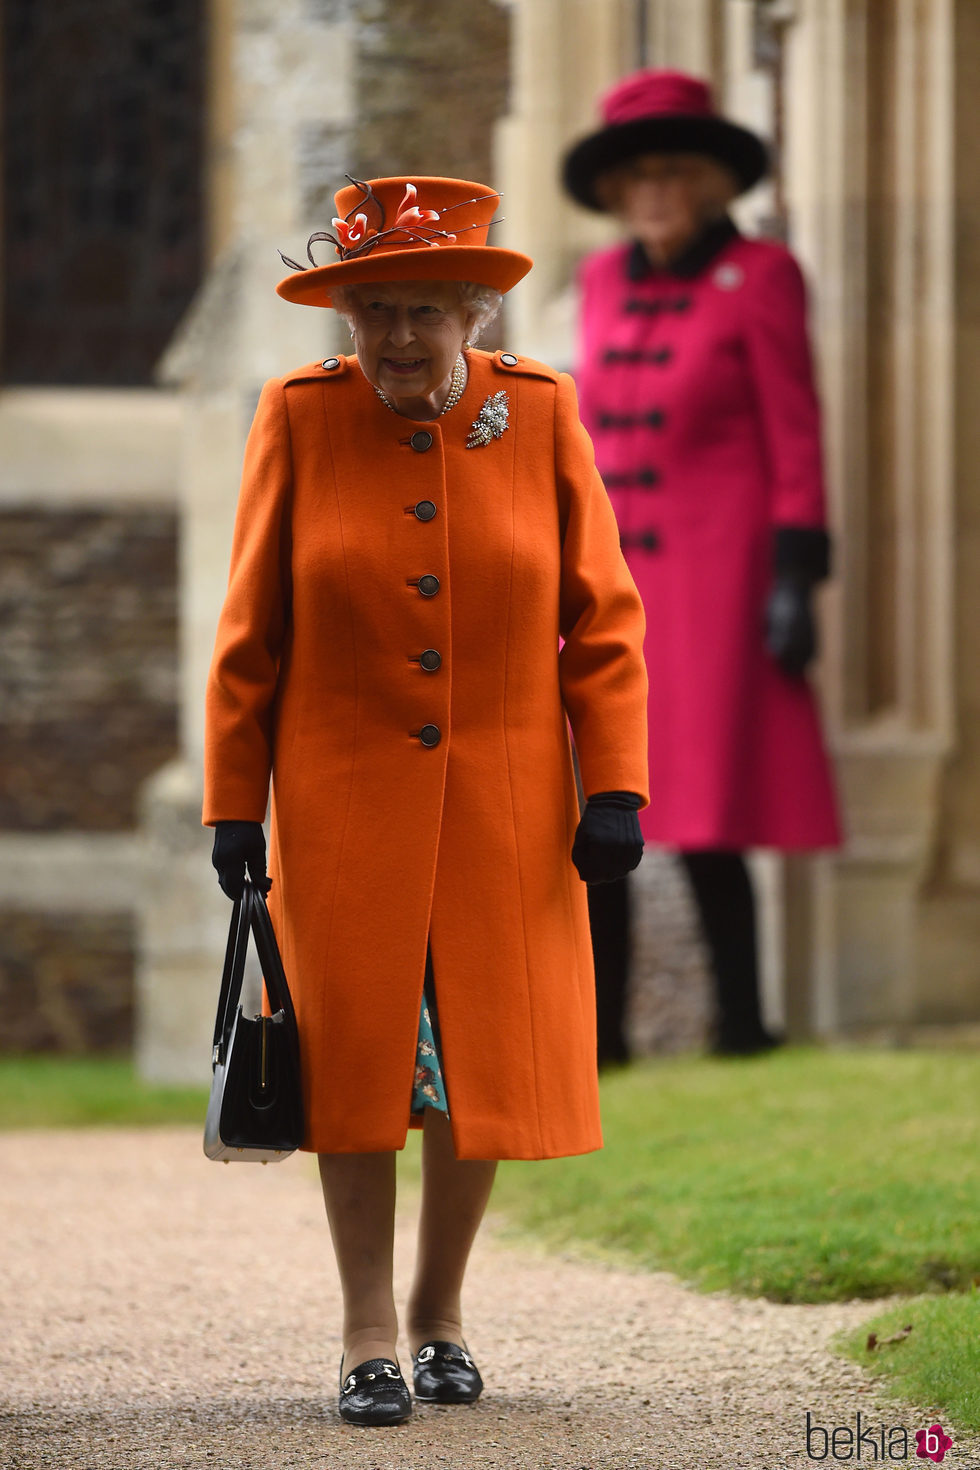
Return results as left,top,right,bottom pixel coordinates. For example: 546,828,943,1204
626,216,739,282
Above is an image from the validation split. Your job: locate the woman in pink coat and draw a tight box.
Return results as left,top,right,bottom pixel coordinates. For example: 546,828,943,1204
562,70,841,1057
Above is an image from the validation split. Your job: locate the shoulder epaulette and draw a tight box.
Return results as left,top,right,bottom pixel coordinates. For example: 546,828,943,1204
281,356,351,386
491,350,558,383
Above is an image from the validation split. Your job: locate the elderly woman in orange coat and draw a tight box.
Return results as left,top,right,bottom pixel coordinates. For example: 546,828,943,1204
203,176,649,1426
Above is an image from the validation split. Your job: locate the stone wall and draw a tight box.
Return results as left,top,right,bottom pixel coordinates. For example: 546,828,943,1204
353,0,509,183
0,506,178,1051
0,910,134,1052
0,509,179,831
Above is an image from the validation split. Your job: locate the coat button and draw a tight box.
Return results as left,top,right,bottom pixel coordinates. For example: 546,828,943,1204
410,430,434,452
418,724,441,747
419,649,442,672
414,500,437,522
500,353,519,366
621,529,661,553
417,574,440,597
321,357,341,370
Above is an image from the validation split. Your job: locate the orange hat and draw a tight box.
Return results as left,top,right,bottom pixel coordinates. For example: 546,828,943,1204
276,175,533,308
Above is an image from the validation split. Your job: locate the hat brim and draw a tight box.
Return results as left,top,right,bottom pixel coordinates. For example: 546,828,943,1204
276,244,534,307
562,115,769,211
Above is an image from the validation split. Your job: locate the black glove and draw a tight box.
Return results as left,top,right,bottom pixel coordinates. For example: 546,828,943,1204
571,792,644,885
765,576,816,676
211,820,269,901
765,527,831,677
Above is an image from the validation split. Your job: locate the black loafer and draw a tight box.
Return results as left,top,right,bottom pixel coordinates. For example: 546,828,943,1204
338,1356,412,1425
412,1340,484,1404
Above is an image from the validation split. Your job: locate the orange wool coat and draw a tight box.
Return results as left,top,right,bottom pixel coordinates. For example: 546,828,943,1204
203,348,648,1160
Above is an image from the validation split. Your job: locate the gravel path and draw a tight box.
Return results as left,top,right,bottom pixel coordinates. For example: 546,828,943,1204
2,1128,972,1469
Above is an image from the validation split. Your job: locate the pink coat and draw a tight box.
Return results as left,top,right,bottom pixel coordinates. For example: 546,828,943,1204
576,223,841,849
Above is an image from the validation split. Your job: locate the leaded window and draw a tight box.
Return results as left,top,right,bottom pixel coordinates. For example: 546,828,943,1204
1,0,205,384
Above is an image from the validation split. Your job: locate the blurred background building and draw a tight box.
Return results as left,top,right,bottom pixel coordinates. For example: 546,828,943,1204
1,0,977,1078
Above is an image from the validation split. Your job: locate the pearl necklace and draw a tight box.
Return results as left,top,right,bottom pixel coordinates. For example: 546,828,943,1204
374,353,467,417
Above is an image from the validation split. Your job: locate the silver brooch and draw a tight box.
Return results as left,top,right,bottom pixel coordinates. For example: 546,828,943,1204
713,262,744,291
466,390,509,448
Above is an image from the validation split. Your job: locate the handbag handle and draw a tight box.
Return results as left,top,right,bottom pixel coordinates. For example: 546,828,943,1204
247,881,298,1031
211,881,297,1068
211,884,252,1067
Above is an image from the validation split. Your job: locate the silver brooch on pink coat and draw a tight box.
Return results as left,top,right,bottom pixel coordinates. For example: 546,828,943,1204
713,262,744,291
466,390,509,448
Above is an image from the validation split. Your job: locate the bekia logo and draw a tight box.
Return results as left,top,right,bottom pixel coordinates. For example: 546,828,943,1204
806,1412,954,1462
915,1424,954,1463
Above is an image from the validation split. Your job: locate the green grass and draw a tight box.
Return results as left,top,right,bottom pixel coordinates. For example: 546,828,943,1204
492,1048,980,1433
493,1047,980,1303
839,1291,980,1436
0,1055,209,1129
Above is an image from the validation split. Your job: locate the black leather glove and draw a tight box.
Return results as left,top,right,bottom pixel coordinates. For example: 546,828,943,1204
571,791,644,885
765,576,816,676
211,820,269,901
765,527,831,677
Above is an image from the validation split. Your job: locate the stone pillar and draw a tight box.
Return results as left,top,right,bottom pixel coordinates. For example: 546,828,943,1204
779,0,974,1038
495,0,631,366
912,0,980,1030
642,0,725,76
136,0,352,1081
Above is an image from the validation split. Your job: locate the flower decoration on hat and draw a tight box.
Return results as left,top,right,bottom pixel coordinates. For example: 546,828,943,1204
330,213,370,250
389,183,443,230
274,174,533,306
278,177,498,273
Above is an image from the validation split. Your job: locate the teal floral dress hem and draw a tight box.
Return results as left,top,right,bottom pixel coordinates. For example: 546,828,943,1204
411,993,448,1115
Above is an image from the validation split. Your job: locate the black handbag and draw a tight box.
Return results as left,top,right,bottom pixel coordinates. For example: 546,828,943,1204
203,879,304,1162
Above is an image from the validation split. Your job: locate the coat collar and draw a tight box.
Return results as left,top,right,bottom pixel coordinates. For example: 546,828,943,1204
626,215,739,281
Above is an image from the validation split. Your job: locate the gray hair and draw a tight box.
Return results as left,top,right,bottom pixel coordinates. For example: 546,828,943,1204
332,280,503,344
